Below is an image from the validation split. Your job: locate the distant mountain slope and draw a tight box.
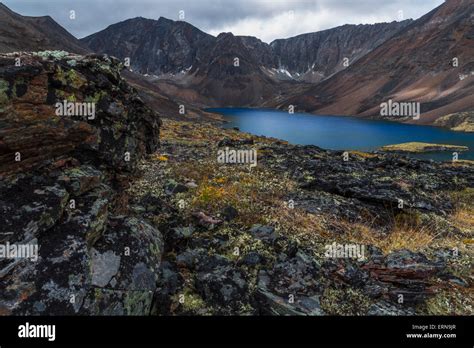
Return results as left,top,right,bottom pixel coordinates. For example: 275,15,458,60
270,21,412,82
180,32,288,106
81,15,410,106
82,17,216,75
276,0,474,124
82,17,294,105
82,16,409,83
0,3,89,54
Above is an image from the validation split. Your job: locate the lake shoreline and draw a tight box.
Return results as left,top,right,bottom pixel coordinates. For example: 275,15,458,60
207,107,474,162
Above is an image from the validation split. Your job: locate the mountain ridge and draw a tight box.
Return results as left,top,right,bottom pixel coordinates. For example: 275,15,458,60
0,2,89,54
79,14,412,106
81,15,411,83
272,0,474,124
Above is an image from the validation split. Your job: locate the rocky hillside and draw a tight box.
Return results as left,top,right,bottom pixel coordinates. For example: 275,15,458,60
0,3,89,54
270,21,411,83
176,32,290,106
134,120,474,315
434,111,474,132
0,51,161,314
275,0,474,124
81,17,216,76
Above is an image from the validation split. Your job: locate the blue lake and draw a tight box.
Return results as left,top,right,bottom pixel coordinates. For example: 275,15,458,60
209,108,474,162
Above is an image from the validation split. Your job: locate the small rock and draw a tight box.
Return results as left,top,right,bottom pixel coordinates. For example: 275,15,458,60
367,301,415,316
164,180,188,195
240,252,263,266
176,248,206,269
221,205,239,221
173,226,195,240
195,266,248,310
90,249,121,287
193,212,222,229
249,224,277,242
185,181,198,189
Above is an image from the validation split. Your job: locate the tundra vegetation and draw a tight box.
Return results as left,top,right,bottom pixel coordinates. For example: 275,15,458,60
0,51,472,317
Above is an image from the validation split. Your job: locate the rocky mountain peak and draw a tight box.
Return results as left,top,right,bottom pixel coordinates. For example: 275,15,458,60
217,32,234,39
270,20,413,82
157,16,173,24
81,15,215,75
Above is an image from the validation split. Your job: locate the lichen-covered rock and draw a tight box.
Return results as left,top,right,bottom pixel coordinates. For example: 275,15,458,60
90,217,163,292
0,177,69,246
83,288,155,316
257,271,324,316
5,214,163,315
151,261,183,315
8,200,95,315
58,165,103,196
263,144,472,220
367,301,415,316
0,51,162,316
0,51,160,176
256,251,324,315
84,217,163,315
361,249,446,304
195,265,248,312
249,224,278,243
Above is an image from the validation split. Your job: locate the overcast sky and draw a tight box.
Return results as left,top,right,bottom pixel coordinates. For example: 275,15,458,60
4,0,444,42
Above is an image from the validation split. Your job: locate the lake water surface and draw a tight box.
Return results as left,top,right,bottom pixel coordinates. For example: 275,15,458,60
209,108,474,162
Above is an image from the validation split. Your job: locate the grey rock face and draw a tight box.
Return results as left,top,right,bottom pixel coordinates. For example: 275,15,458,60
195,265,248,310
270,21,412,81
91,250,121,287
249,224,278,243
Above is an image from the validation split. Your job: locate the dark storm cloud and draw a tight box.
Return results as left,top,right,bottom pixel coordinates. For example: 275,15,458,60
2,0,444,42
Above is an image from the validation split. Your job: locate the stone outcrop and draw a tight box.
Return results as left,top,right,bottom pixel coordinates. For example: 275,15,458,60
0,51,162,315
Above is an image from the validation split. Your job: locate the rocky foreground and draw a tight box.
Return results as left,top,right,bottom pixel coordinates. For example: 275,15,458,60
0,52,473,316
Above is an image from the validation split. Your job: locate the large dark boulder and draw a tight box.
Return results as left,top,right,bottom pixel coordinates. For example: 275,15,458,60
0,51,160,176
0,51,162,315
